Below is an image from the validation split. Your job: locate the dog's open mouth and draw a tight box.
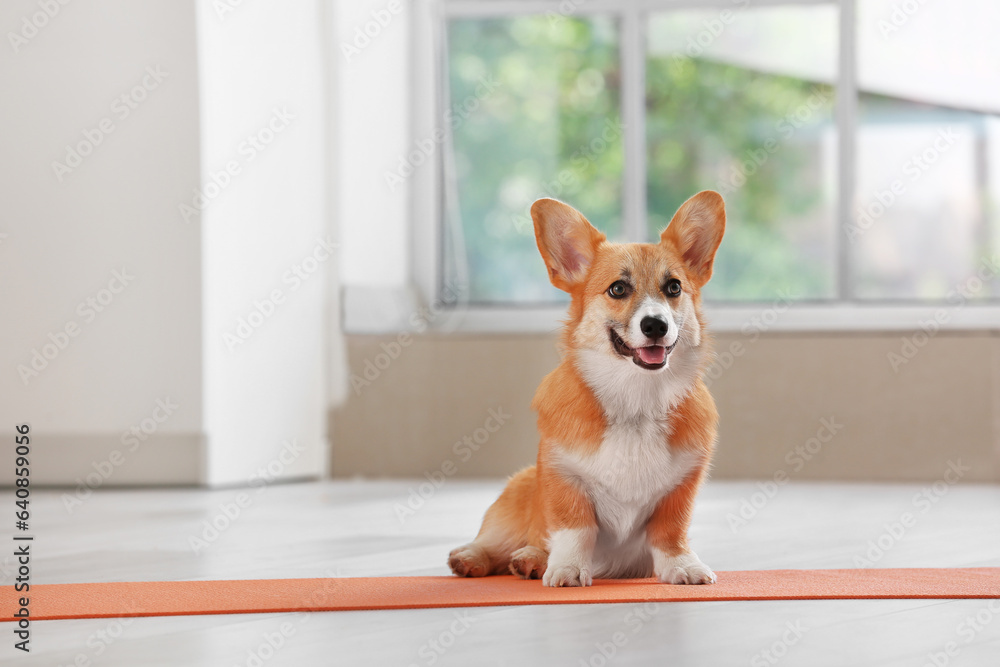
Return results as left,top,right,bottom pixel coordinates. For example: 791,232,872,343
609,328,673,370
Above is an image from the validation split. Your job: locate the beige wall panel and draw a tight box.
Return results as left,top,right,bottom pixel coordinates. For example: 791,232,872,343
331,333,999,482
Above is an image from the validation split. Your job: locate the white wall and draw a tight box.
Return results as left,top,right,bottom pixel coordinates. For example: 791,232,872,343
196,0,330,485
333,0,411,290
0,0,332,487
0,0,204,483
334,0,410,289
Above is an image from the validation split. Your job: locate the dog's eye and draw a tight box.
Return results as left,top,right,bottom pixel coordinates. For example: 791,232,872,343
607,281,630,299
665,278,682,297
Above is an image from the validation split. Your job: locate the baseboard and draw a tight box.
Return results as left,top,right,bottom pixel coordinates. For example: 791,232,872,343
2,432,206,487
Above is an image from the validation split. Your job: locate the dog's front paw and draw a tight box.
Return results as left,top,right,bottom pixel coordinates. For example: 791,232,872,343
653,551,716,585
543,527,596,587
542,561,592,587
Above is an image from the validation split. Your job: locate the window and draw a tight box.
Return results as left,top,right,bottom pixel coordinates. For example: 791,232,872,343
645,6,837,302
854,0,1000,300
444,15,623,304
416,0,1000,330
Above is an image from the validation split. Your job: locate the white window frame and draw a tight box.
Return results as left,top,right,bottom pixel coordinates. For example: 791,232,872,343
399,0,1000,334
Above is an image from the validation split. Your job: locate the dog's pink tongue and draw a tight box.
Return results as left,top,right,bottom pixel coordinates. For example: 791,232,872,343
637,346,666,365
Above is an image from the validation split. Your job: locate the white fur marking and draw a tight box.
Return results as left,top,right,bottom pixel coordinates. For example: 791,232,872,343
575,348,698,419
652,548,716,584
544,527,596,587
628,296,679,348
553,425,701,578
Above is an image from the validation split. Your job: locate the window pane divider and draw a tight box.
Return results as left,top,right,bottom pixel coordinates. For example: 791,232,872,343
621,7,648,243
836,0,857,301
442,0,835,18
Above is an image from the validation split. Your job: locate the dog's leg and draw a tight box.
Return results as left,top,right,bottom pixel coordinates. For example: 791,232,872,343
448,543,494,577
539,469,598,587
646,466,716,584
509,545,548,579
544,526,597,587
449,467,538,577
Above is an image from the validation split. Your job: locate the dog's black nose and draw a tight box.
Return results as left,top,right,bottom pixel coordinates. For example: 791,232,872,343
640,316,668,339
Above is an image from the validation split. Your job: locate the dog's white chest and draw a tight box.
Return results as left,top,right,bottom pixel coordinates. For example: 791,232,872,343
557,420,700,542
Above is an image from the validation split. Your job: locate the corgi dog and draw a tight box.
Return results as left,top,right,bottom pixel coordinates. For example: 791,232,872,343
448,190,726,587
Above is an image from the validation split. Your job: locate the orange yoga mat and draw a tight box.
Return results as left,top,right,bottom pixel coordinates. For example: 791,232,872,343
5,569,999,622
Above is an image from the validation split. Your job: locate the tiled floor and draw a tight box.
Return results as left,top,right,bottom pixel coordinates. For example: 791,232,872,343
5,479,1000,666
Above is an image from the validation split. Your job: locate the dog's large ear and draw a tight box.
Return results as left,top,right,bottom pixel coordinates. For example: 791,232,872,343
531,198,606,292
660,190,726,286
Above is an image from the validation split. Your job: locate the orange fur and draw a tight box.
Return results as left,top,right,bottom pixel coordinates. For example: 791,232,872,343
646,468,706,558
449,191,726,586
